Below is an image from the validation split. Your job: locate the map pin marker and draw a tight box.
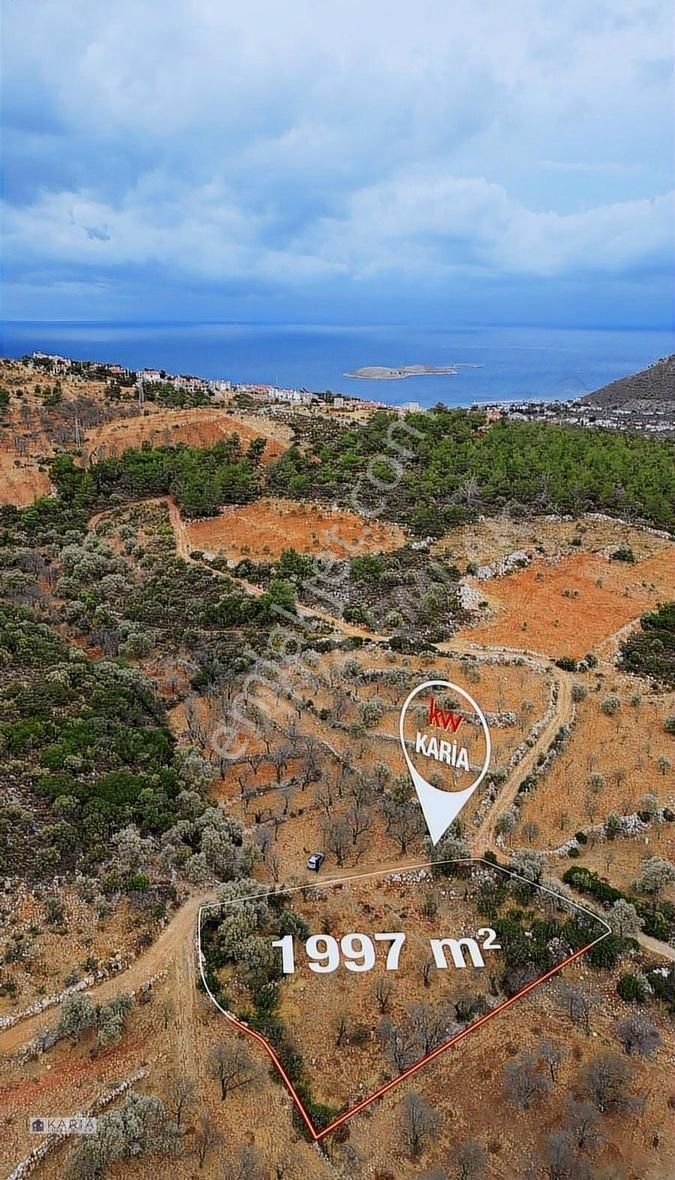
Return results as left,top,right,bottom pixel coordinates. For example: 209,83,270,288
399,679,492,845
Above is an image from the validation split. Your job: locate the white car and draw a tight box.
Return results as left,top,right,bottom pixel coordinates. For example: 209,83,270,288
306,852,325,872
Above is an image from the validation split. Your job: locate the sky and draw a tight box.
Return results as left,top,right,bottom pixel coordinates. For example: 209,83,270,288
1,0,673,327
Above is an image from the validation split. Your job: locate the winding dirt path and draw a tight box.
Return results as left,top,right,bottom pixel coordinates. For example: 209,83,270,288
15,496,656,1066
94,495,389,641
0,891,211,1058
477,672,573,851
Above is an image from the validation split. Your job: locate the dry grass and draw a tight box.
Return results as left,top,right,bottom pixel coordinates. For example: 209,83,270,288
0,888,150,1021
459,550,674,658
433,513,674,568
83,408,291,466
516,682,675,846
184,496,407,561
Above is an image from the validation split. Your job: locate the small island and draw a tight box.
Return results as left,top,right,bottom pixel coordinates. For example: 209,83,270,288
345,363,480,380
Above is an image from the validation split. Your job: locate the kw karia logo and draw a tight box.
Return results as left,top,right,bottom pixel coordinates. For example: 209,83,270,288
399,679,491,844
416,696,470,770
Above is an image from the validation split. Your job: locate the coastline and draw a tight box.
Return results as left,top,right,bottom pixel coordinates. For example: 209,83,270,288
1,322,670,409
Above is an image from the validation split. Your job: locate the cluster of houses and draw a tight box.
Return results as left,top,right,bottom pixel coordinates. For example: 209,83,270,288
137,367,228,396
28,353,229,397
30,353,136,384
471,397,672,435
26,352,414,417
233,383,389,413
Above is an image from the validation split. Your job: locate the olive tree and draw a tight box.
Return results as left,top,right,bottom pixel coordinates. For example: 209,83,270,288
608,899,643,939
634,856,675,900
58,994,97,1042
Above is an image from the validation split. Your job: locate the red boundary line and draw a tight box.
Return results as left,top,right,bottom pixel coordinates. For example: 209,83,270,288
216,936,598,1141
219,1010,318,1138
315,936,595,1139
199,863,610,1142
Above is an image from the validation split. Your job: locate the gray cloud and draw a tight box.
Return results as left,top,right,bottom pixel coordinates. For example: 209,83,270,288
1,0,672,319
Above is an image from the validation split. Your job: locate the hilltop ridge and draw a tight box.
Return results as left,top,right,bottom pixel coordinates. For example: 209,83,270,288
583,353,675,408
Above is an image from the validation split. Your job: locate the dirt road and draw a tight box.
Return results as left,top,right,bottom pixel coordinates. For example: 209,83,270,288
0,891,212,1057
539,874,675,964
477,672,573,852
61,500,675,1053
93,496,390,642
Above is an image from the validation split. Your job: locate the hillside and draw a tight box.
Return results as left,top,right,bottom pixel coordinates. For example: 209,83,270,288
583,353,675,409
1,360,675,1180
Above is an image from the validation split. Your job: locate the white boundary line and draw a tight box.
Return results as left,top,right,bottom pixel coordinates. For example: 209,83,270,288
196,858,612,1138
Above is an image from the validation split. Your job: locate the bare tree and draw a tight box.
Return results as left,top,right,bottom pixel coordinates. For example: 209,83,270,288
400,1091,438,1158
223,1144,264,1180
195,1112,223,1170
410,1002,450,1054
615,1012,661,1058
254,824,273,857
208,1040,257,1101
323,815,350,866
165,1072,195,1127
563,1097,602,1152
544,1131,590,1180
270,746,291,785
556,809,570,832
584,798,598,825
556,981,592,1035
184,693,206,744
279,780,296,817
537,1040,564,1084
347,799,372,846
335,1012,349,1048
581,1051,635,1113
454,1139,488,1179
378,1017,418,1072
245,751,263,777
504,1052,551,1110
265,847,281,883
373,976,394,1015
522,820,540,846
315,782,335,818
420,958,434,989
386,797,424,854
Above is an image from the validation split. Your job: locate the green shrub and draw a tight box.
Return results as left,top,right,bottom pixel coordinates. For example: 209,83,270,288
617,973,647,1003
601,695,620,716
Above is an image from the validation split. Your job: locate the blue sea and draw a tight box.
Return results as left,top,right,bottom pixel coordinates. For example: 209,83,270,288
1,322,672,408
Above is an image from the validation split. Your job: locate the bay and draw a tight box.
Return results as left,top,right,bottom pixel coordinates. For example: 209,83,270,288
1,321,672,408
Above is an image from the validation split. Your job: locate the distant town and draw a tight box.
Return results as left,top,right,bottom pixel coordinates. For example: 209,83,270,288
23,350,674,434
